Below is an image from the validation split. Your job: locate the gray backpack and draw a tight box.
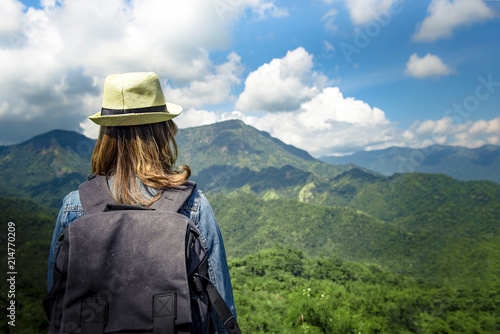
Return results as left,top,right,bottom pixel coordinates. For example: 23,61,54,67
43,174,240,334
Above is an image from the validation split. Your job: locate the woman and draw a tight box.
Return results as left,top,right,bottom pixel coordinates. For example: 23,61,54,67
47,72,236,333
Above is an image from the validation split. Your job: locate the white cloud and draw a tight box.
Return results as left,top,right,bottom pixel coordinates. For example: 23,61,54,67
403,116,500,149
413,0,495,42
342,0,401,25
164,52,243,109
55,0,232,82
80,118,100,140
0,0,24,37
487,136,499,145
229,87,395,156
221,104,500,156
212,0,288,21
405,53,456,79
174,108,218,129
415,117,455,136
250,1,289,19
0,0,281,144
299,87,388,126
469,117,500,136
235,47,327,112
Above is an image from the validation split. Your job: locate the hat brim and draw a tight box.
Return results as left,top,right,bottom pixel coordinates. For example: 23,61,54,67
89,102,183,126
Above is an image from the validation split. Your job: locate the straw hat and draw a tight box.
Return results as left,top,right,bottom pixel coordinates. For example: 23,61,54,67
89,72,183,126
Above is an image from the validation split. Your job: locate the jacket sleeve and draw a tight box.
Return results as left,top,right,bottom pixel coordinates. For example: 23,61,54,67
47,195,67,292
47,191,83,292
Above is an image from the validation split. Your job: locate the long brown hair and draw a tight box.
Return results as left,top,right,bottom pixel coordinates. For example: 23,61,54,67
90,120,190,206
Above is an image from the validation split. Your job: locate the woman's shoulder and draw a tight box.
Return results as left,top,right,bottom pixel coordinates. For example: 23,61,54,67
178,184,215,221
56,190,84,227
62,190,83,211
181,186,202,211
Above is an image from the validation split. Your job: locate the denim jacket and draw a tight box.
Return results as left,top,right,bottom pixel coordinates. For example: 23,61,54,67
47,184,236,333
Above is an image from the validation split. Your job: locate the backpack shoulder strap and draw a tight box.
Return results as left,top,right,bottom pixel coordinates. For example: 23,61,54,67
79,174,116,215
150,181,197,213
79,174,196,214
193,260,241,334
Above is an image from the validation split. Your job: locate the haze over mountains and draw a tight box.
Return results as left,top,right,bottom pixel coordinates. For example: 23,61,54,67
320,144,500,184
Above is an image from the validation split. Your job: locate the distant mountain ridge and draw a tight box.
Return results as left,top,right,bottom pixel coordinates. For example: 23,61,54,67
176,120,346,178
319,144,500,183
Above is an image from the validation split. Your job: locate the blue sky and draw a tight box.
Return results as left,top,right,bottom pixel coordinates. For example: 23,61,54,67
1,0,499,156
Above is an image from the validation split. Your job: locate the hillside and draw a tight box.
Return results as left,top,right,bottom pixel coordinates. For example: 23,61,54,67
319,144,500,183
210,191,500,288
200,166,500,286
0,197,57,334
230,246,500,333
194,164,380,203
0,129,95,208
177,120,352,178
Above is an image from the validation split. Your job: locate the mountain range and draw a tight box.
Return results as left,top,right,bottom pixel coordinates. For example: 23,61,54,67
319,144,500,184
2,120,498,284
4,120,498,208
